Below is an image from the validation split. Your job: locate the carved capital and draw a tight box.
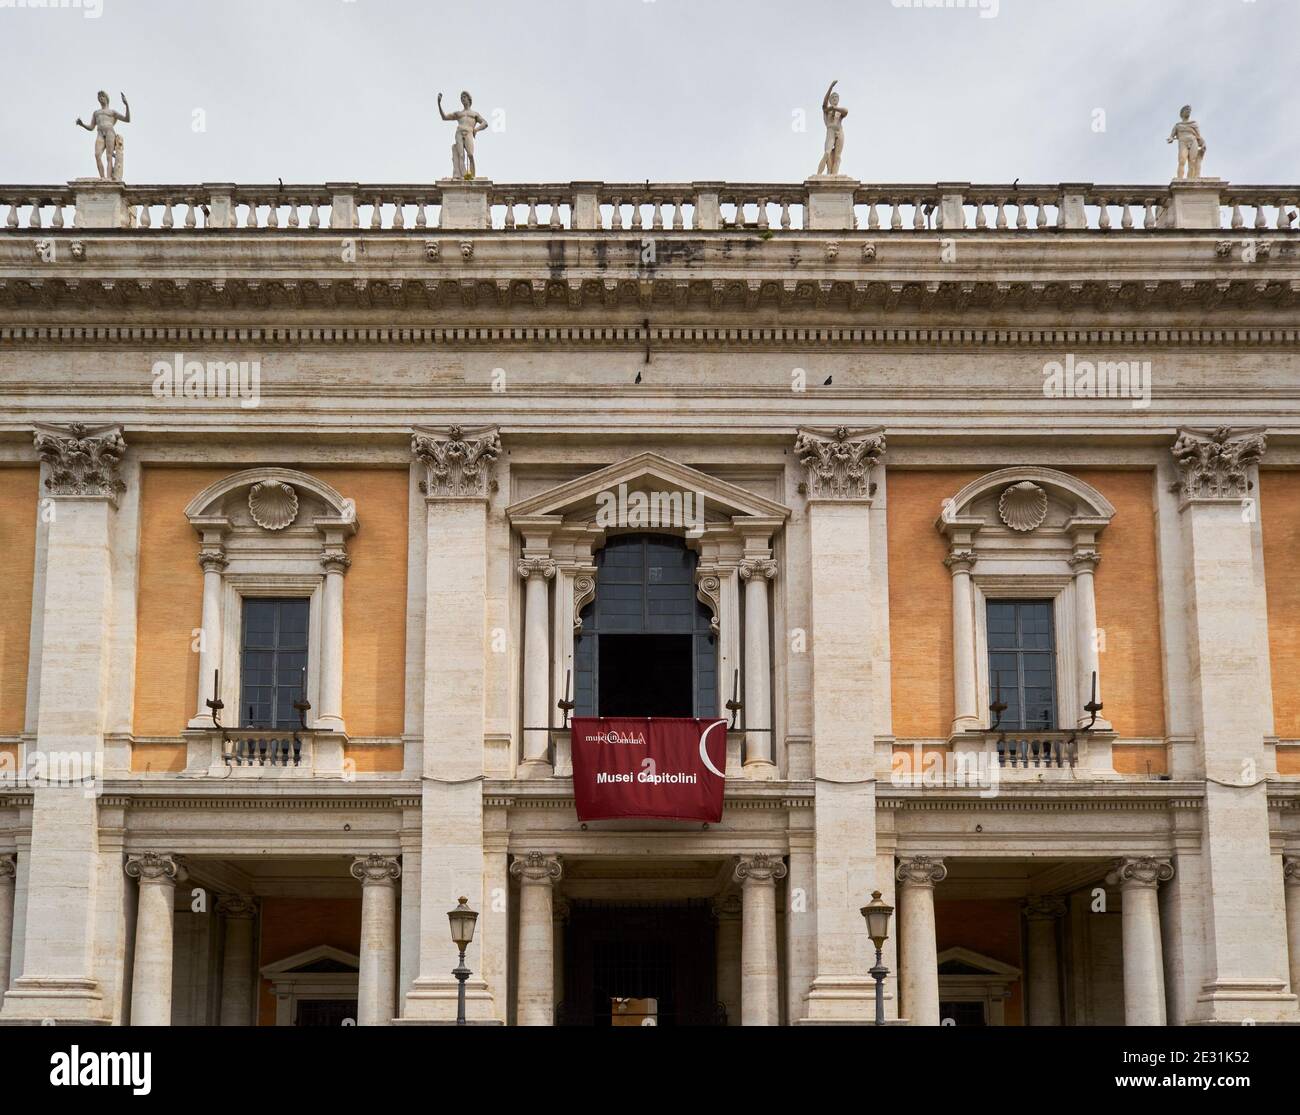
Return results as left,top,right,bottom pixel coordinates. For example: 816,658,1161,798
198,547,228,573
896,855,947,888
1022,895,1068,921
1068,549,1101,573
738,558,778,583
0,854,14,883
321,550,353,575
944,548,977,574
1283,858,1300,887
412,424,501,499
125,852,186,886
1108,856,1174,890
350,854,401,885
1170,426,1266,504
793,425,886,500
733,853,787,885
510,851,563,885
33,422,127,502
517,557,557,581
216,894,258,919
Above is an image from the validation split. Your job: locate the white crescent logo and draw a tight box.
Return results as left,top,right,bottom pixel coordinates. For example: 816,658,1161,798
698,719,727,779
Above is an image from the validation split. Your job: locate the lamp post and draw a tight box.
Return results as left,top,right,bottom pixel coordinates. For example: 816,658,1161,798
860,889,894,1026
447,895,479,1026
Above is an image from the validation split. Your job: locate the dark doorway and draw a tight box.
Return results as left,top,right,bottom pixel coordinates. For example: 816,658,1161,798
598,634,694,716
558,901,724,1026
294,999,358,1026
939,1000,987,1026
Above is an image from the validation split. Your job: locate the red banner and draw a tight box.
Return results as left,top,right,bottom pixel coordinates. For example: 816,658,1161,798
571,717,728,823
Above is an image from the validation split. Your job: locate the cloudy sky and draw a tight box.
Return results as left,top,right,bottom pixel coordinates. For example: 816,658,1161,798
0,0,1293,187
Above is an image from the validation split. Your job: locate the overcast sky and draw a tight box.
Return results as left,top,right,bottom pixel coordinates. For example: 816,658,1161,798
0,0,1294,187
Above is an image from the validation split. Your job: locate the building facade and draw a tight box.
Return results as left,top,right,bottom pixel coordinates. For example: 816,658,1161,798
1,174,1299,1026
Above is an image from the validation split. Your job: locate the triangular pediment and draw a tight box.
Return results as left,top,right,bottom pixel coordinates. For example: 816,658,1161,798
260,944,360,977
935,946,1022,979
506,452,790,524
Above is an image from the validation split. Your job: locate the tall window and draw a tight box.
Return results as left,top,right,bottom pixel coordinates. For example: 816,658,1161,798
986,600,1056,730
574,534,717,718
240,598,310,728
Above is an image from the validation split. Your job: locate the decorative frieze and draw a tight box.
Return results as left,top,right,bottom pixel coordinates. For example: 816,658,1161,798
510,851,563,884
793,426,886,499
733,853,788,884
896,855,948,888
412,424,502,499
350,854,401,885
1170,426,1267,504
1109,856,1175,889
33,422,127,501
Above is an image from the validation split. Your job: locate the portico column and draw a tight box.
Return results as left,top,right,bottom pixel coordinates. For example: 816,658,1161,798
190,544,227,727
126,853,186,1026
738,557,777,776
734,854,786,1026
0,856,14,998
518,556,557,775
1285,859,1300,1001
1109,856,1173,1026
511,852,563,1026
896,856,946,1026
1023,896,1066,1026
945,549,980,733
316,548,350,732
216,895,257,1026
352,855,401,1026
713,893,742,1026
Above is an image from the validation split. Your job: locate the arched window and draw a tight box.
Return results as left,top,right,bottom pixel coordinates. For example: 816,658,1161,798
573,534,717,718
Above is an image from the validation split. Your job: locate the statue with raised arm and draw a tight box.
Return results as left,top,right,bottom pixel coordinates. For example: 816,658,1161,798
438,90,489,180
1167,105,1206,180
76,90,130,181
815,80,848,177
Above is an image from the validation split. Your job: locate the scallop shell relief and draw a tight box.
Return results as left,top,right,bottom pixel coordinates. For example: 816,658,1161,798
248,481,299,531
998,481,1048,532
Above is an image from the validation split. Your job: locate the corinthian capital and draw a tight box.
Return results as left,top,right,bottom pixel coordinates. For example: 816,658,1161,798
1170,426,1266,504
896,856,948,888
510,851,563,885
412,424,502,499
734,853,787,885
350,854,401,885
33,422,127,503
125,852,186,885
1107,856,1174,889
793,425,886,500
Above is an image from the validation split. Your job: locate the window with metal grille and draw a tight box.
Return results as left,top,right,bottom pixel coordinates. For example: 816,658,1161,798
986,599,1057,730
239,597,310,728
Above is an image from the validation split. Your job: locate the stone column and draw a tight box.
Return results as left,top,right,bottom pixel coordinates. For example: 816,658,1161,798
734,854,786,1026
404,426,502,1023
1109,857,1173,1026
945,549,980,733
738,556,777,775
795,426,886,1023
713,893,742,1026
0,856,14,997
518,555,556,775
2,424,125,1025
1023,896,1067,1026
896,856,946,1026
316,548,351,733
1171,427,1298,1022
126,853,186,1026
1068,543,1108,727
216,895,257,1027
352,855,401,1026
1285,859,1300,1001
511,852,562,1026
190,546,227,727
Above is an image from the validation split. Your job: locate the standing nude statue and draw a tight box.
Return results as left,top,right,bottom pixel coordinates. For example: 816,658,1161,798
1167,105,1206,180
438,90,489,180
816,80,848,177
76,90,131,181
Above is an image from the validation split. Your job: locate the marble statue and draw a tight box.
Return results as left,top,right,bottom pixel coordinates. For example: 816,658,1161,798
439,90,489,180
815,80,848,177
1167,105,1206,180
76,90,130,181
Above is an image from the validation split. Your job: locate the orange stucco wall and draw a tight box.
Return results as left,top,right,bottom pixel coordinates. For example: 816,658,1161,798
133,467,407,739
257,897,362,1025
935,898,1024,1025
1262,472,1300,740
0,467,38,734
887,469,1166,743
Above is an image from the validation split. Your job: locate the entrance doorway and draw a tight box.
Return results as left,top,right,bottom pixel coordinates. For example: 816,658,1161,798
558,901,724,1026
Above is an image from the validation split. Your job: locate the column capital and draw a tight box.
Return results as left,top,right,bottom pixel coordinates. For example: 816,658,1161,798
351,854,401,886
198,547,228,573
1068,548,1101,573
510,851,563,885
1107,856,1174,890
1170,426,1267,506
738,558,778,583
733,853,787,885
216,894,259,919
125,852,187,886
944,548,977,574
794,426,886,501
1284,858,1300,887
412,424,502,500
1022,895,1068,920
896,855,948,888
33,422,127,503
0,853,14,882
321,549,353,575
517,556,557,580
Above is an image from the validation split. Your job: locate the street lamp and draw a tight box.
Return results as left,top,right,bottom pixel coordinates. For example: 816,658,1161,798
447,896,479,1026
860,889,894,1026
